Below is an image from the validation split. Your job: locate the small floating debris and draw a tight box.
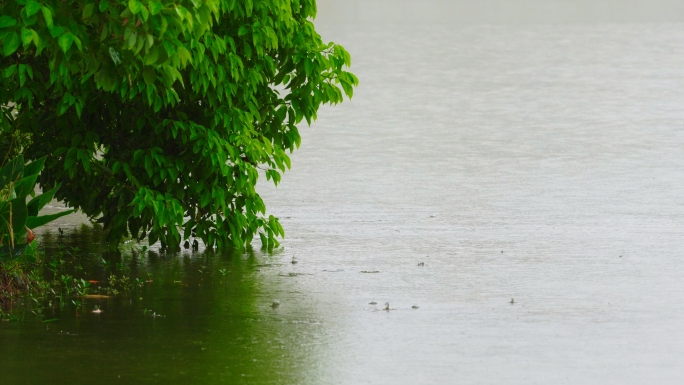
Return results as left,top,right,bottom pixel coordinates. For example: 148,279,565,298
429,214,436,218
412,305,419,309
417,262,425,266
271,300,280,309
83,294,110,299
278,272,309,277
360,271,380,274
369,302,377,305
143,309,165,318
510,298,515,304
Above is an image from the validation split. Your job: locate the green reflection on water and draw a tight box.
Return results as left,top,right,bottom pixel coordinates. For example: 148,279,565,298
0,225,324,385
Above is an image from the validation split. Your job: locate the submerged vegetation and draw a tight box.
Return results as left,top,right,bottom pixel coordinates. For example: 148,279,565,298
0,0,357,252
0,225,258,320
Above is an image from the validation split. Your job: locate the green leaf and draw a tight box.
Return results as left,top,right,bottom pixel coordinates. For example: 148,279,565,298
82,3,94,19
23,156,45,177
4,64,17,77
20,27,33,47
10,197,28,238
133,150,143,165
25,1,42,17
26,210,75,229
73,36,82,51
128,0,143,14
111,162,121,175
145,34,154,50
58,33,74,53
140,6,149,21
125,31,137,50
143,67,156,85
0,245,27,261
99,0,109,12
27,183,60,216
0,156,23,191
144,155,152,176
0,16,17,29
13,173,39,197
41,7,53,28
3,32,20,56
200,191,210,208
64,148,77,171
177,46,191,66
49,25,65,38
77,149,90,173
149,0,162,15
145,45,160,65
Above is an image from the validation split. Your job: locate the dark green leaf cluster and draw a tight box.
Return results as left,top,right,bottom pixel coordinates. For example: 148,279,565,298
0,0,357,249
0,155,74,260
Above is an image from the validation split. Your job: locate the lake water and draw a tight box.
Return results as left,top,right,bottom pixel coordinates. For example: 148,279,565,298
2,23,684,384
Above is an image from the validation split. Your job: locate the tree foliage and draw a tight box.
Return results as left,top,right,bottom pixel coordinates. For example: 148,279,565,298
0,0,357,249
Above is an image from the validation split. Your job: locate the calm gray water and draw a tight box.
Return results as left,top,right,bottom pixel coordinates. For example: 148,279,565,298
3,23,684,384
258,24,684,384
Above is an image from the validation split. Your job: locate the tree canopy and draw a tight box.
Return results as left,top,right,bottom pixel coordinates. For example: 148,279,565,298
0,0,357,249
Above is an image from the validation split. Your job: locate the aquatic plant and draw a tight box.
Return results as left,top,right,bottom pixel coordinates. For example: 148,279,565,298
0,0,357,250
0,155,74,301
0,155,73,261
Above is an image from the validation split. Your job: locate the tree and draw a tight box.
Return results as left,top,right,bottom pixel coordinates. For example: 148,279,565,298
0,0,357,250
